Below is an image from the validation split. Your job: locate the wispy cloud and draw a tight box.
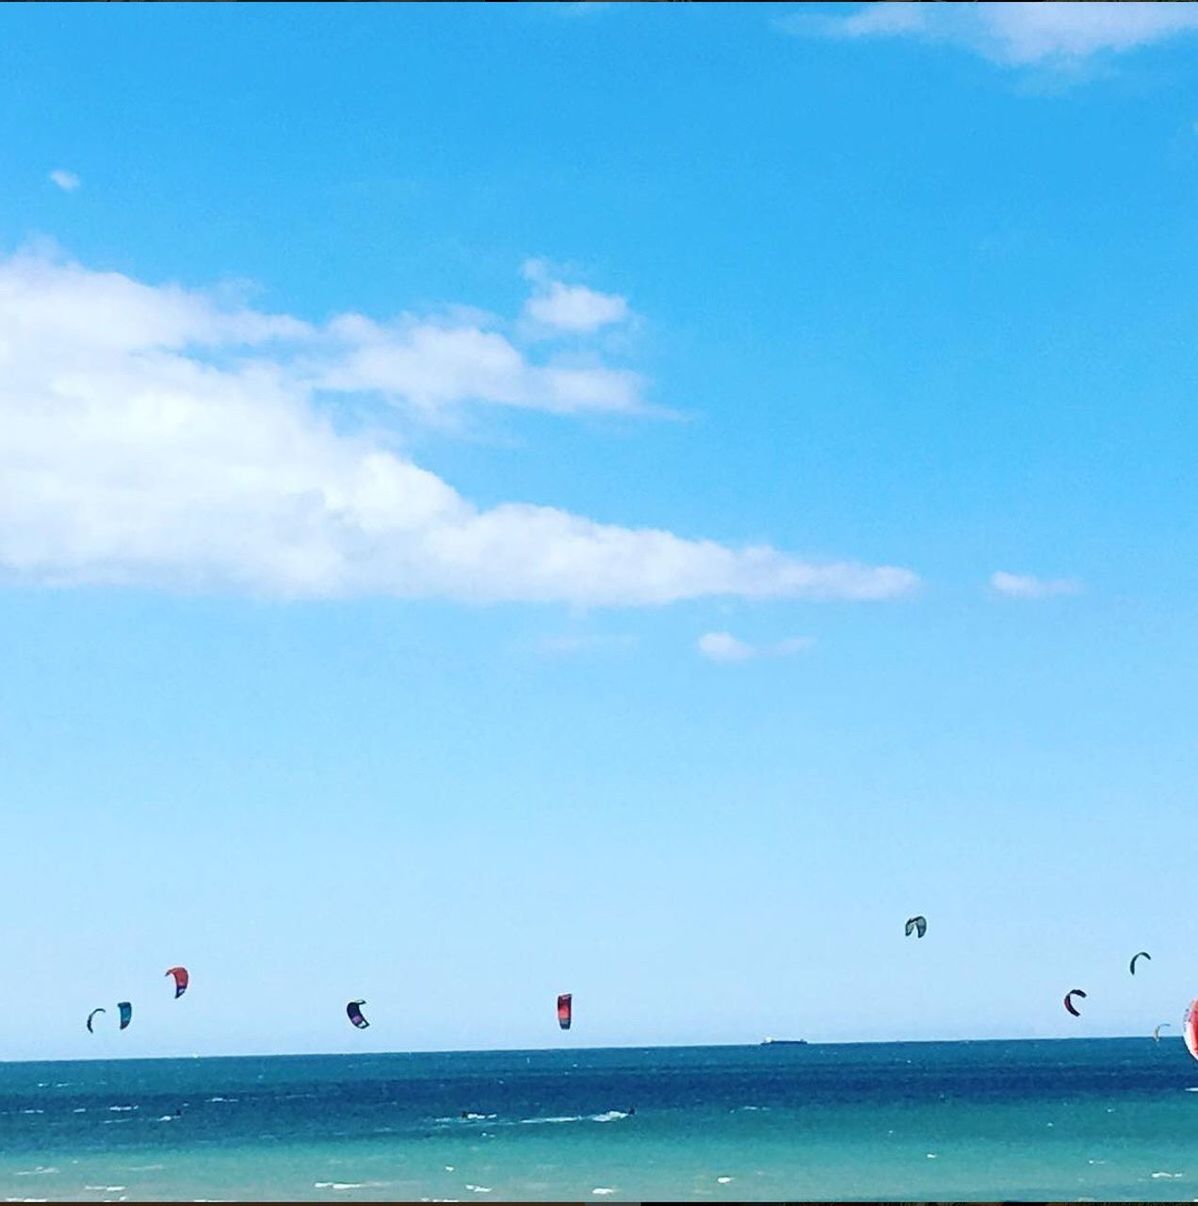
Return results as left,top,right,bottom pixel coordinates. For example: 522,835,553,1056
521,259,631,335
316,313,641,415
0,248,919,607
531,633,637,657
990,571,1081,599
788,2,1198,68
697,632,814,663
49,169,81,192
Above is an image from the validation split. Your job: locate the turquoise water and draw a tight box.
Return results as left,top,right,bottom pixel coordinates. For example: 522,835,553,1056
2,1039,1197,1201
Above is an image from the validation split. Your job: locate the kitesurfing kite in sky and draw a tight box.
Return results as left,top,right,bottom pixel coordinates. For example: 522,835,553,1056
1129,951,1151,975
904,916,927,939
347,1000,369,1029
166,966,189,998
1063,989,1087,1017
557,993,572,1030
85,1007,106,1034
117,1002,132,1030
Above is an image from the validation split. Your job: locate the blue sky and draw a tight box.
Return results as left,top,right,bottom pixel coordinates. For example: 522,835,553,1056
3,2,1198,1059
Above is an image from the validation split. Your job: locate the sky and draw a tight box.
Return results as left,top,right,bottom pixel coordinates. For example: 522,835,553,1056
2,1,1198,1061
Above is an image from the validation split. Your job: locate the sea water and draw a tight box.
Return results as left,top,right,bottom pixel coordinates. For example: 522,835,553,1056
1,1039,1196,1201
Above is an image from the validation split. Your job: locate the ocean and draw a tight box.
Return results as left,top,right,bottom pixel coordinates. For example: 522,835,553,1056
1,1039,1196,1201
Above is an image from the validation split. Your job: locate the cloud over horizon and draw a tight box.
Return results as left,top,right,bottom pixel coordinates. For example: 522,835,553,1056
0,249,919,608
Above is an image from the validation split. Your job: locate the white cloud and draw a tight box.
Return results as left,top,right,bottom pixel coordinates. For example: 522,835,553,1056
317,314,641,414
697,632,813,663
521,259,630,335
532,633,637,656
795,2,1198,68
0,249,919,607
990,571,1081,599
49,169,81,192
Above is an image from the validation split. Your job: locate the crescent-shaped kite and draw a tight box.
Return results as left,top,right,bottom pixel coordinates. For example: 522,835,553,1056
165,966,189,999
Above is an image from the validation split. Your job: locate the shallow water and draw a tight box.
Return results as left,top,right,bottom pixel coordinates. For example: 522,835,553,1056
0,1039,1195,1200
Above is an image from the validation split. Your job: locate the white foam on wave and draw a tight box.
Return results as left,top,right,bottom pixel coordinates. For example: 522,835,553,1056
19,1110,44,1116
207,1096,238,1104
926,1153,938,1159
102,1118,133,1124
1152,1172,1184,1179
108,1105,137,1112
591,1111,627,1123
519,1115,583,1125
462,1113,496,1121
465,1186,493,1194
13,1170,55,1178
155,1115,176,1123
72,1108,86,1114
592,1190,616,1196
716,1177,733,1184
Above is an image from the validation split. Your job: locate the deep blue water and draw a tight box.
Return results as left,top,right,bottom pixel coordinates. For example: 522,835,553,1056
1,1039,1196,1200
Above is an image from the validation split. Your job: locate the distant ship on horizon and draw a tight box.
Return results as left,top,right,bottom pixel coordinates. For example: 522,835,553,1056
760,1037,807,1046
